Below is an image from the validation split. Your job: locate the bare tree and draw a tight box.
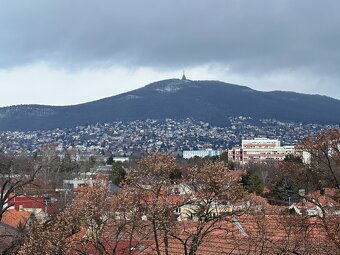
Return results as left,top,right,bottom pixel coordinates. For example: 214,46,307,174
19,182,147,255
0,155,40,222
125,154,246,255
299,128,340,190
168,161,245,255
18,184,107,255
125,153,180,255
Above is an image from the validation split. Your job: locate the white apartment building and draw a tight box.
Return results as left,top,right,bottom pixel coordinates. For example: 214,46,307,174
183,149,220,159
227,138,304,164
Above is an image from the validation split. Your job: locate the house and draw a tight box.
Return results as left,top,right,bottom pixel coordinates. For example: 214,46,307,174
8,195,62,220
63,178,96,190
0,210,32,253
2,209,31,228
289,189,340,217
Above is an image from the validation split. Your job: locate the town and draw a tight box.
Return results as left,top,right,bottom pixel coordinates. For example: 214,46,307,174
1,116,338,157
1,123,339,254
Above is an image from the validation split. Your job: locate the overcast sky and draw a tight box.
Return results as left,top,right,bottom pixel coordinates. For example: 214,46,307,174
0,0,339,107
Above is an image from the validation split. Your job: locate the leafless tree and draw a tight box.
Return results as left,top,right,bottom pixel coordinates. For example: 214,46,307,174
126,154,247,255
0,155,40,222
299,128,340,190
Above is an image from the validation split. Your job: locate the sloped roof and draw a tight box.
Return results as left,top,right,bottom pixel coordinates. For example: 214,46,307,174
2,209,31,228
137,215,339,255
65,213,339,255
292,189,340,211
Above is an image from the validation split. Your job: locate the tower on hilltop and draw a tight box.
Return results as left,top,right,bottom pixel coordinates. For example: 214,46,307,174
181,71,187,80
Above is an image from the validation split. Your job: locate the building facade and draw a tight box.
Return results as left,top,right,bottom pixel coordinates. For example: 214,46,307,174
183,149,220,159
227,138,304,164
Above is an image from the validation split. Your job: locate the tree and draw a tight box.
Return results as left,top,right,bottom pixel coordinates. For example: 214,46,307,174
246,161,277,187
125,153,179,255
293,129,340,251
106,156,114,166
284,154,303,164
298,128,340,190
125,154,246,255
266,160,319,204
60,151,79,173
39,144,61,181
111,161,126,185
19,183,112,255
219,151,228,164
266,129,340,252
0,155,40,222
0,155,41,254
173,161,245,255
242,172,264,195
86,156,97,171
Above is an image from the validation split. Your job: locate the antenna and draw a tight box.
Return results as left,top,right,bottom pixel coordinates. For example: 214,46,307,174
181,70,187,80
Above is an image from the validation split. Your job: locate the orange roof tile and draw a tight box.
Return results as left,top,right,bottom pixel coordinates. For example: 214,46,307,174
2,209,31,228
137,215,339,254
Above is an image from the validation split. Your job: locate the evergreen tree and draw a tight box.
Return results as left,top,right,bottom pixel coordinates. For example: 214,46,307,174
111,161,126,185
106,156,114,165
242,172,264,195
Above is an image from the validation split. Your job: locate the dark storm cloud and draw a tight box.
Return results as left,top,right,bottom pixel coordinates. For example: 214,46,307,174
1,0,340,76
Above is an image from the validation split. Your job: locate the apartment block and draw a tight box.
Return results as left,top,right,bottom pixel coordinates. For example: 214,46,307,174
183,149,220,159
227,138,304,164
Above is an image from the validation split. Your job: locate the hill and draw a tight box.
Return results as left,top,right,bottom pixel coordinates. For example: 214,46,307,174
1,78,340,131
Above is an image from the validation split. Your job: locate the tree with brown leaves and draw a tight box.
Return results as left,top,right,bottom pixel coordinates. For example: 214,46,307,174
126,154,247,255
19,183,115,255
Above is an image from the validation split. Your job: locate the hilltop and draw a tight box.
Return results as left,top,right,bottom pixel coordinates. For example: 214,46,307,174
1,78,340,131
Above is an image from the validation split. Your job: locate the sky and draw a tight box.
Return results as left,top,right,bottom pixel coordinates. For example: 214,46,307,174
0,0,340,107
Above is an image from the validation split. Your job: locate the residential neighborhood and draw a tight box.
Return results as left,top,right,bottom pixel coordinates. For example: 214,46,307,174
1,117,338,157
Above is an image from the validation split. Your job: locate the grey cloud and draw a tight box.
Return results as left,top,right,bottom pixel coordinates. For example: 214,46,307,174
0,0,340,78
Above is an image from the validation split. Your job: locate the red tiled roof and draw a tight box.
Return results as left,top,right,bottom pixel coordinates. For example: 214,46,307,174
137,215,339,254
2,209,31,228
65,214,339,255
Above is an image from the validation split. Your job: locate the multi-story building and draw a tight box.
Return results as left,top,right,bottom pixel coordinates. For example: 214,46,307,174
227,138,304,164
183,149,220,159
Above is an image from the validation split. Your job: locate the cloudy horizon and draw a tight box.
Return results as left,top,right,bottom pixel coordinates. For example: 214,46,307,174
1,0,340,106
